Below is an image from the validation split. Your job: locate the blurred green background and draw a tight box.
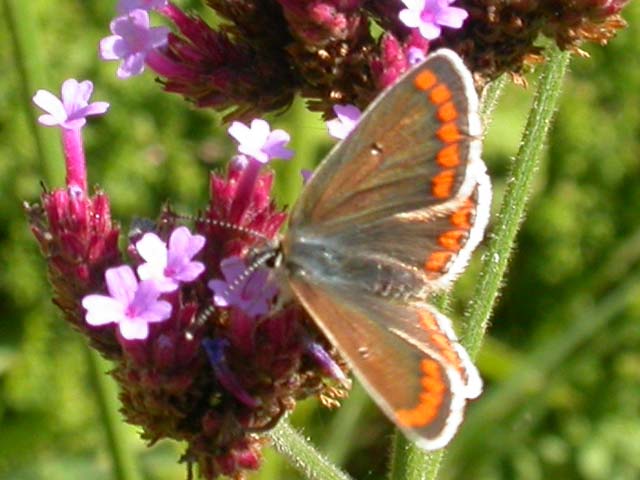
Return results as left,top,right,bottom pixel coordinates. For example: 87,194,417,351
1,1,639,479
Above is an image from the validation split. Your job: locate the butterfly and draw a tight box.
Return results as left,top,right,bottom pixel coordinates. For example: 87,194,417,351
280,49,491,449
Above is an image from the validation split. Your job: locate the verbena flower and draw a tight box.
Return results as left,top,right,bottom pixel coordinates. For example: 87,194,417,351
209,256,278,318
228,119,294,163
136,226,206,292
100,9,170,78
82,265,172,340
398,0,468,40
326,104,362,140
32,79,109,194
32,79,109,130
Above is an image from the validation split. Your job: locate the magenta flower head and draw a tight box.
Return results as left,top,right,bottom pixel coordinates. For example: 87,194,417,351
117,0,168,14
27,101,347,478
326,104,362,140
228,119,293,164
32,79,109,131
136,226,206,292
100,9,170,78
398,0,468,40
82,265,172,340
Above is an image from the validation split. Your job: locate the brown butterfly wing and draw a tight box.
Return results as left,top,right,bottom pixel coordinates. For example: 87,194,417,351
290,49,483,230
288,274,476,449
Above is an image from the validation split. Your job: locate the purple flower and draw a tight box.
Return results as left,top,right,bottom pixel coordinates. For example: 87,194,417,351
32,79,109,130
326,104,362,140
208,256,278,318
228,119,293,164
82,265,172,340
305,341,349,385
100,9,170,79
136,226,206,292
407,46,427,65
117,0,168,14
398,0,468,41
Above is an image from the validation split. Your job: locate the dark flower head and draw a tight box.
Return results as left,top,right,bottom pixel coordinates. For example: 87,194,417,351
134,0,630,118
439,0,631,87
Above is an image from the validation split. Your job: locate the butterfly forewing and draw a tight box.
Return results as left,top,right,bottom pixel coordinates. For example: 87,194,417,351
290,49,482,232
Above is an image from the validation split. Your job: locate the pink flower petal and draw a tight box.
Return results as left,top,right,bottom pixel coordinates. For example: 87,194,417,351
82,294,126,326
119,317,150,340
326,104,361,139
99,36,124,60
33,90,66,120
136,232,168,266
436,6,468,27
105,265,138,305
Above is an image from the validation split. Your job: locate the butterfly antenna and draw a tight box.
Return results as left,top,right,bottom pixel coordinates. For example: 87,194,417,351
172,213,271,243
186,248,279,339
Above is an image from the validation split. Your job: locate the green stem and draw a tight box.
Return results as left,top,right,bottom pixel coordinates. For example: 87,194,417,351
480,74,507,125
3,0,64,184
462,49,571,357
269,420,353,480
86,349,143,480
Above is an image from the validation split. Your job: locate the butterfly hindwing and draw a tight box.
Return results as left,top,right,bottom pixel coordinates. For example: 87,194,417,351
288,273,478,449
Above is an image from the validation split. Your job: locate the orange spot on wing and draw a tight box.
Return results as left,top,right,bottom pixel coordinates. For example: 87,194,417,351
415,69,437,91
430,84,452,105
431,169,456,199
437,144,460,168
437,122,462,143
438,230,467,251
437,101,458,122
422,376,445,394
425,250,453,273
419,310,439,330
417,311,465,386
450,199,475,229
395,358,446,428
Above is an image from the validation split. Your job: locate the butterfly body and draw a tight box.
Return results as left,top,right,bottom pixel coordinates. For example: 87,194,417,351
281,49,491,449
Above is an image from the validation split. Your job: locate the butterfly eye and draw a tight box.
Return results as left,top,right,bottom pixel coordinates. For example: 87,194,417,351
264,251,281,269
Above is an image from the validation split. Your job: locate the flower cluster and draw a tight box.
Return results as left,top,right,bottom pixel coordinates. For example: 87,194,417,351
95,0,630,120
27,80,348,479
